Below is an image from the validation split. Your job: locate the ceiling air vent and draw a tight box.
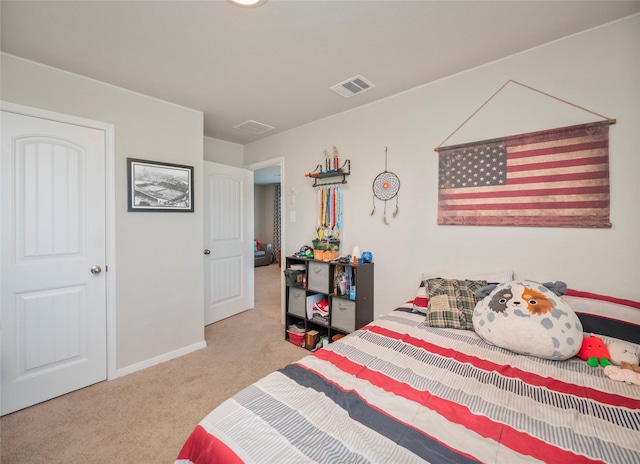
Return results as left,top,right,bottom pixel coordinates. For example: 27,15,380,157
330,75,375,98
234,120,275,135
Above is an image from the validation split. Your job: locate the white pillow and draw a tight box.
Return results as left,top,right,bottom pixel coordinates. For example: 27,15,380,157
422,270,513,283
473,280,583,360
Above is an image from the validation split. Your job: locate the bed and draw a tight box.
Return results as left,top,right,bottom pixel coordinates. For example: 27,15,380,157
175,286,640,464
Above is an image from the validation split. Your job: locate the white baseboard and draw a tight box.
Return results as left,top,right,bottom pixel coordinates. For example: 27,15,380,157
115,340,207,378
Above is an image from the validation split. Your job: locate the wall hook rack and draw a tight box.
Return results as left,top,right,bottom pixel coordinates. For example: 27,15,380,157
306,159,351,187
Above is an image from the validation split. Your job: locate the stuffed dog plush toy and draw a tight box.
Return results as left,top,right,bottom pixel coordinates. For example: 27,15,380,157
473,280,582,360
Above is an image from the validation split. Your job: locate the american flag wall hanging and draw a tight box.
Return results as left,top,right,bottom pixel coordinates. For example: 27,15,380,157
437,121,612,228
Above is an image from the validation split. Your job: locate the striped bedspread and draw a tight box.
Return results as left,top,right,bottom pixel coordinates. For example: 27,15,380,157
176,309,640,464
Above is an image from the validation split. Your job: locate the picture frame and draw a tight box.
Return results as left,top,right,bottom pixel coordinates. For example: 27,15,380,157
127,158,194,212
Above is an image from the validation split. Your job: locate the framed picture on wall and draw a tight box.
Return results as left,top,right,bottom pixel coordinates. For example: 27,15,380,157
127,158,194,212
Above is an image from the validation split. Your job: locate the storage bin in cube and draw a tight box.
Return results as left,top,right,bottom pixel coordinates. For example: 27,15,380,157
284,269,304,287
331,297,356,332
287,287,306,317
287,330,304,347
307,262,329,293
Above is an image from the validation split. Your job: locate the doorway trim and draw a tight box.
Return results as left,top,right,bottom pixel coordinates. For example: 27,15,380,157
1,101,117,381
245,157,285,323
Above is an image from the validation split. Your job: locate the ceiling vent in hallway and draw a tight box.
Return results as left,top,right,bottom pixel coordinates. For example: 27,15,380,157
330,75,375,98
234,120,275,135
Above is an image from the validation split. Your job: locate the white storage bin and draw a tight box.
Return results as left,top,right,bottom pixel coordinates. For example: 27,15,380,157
287,287,306,317
307,261,329,294
331,297,356,333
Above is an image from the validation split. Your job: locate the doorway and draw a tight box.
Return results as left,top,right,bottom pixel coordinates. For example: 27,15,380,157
248,158,285,322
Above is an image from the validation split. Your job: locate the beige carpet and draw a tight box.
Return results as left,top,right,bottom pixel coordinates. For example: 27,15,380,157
0,264,307,464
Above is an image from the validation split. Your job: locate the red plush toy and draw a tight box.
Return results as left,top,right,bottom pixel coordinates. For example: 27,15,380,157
577,333,612,367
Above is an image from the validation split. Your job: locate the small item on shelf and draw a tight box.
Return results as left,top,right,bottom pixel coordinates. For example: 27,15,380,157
351,245,360,260
287,331,304,347
287,323,306,347
305,330,320,351
313,298,328,317
288,323,305,332
336,272,348,296
313,250,337,261
361,251,374,263
316,336,329,350
293,245,313,258
305,164,323,178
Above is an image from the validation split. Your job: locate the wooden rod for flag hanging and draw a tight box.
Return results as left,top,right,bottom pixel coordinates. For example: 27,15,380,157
433,79,616,152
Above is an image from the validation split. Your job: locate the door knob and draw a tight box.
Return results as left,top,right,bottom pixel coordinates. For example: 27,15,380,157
91,266,102,275
204,249,211,255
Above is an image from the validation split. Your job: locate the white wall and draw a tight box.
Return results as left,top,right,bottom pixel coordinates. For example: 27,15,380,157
244,16,640,316
254,184,276,245
1,54,206,371
204,136,243,167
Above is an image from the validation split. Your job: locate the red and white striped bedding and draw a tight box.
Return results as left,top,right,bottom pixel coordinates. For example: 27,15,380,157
176,306,640,464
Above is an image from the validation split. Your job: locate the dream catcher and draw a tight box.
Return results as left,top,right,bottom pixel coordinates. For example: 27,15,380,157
371,147,400,224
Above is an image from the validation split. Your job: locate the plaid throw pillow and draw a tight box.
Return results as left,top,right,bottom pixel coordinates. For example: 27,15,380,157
424,278,487,330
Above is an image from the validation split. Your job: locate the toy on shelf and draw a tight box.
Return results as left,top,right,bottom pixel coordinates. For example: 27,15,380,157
577,333,612,367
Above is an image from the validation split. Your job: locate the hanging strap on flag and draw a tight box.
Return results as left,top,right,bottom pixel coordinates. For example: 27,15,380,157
434,79,616,152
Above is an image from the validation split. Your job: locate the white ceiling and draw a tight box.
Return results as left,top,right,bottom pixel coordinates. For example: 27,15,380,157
2,1,639,146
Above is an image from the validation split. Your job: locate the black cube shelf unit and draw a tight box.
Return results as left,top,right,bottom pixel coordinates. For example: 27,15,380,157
284,256,374,349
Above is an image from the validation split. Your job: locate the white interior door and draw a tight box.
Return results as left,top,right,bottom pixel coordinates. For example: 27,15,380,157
1,110,107,416
204,161,254,325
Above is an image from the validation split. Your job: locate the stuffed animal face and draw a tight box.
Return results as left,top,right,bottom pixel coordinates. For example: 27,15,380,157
473,280,583,360
487,286,554,315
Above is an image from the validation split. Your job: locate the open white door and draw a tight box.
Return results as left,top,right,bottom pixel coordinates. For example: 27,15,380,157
203,161,254,325
1,109,107,415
